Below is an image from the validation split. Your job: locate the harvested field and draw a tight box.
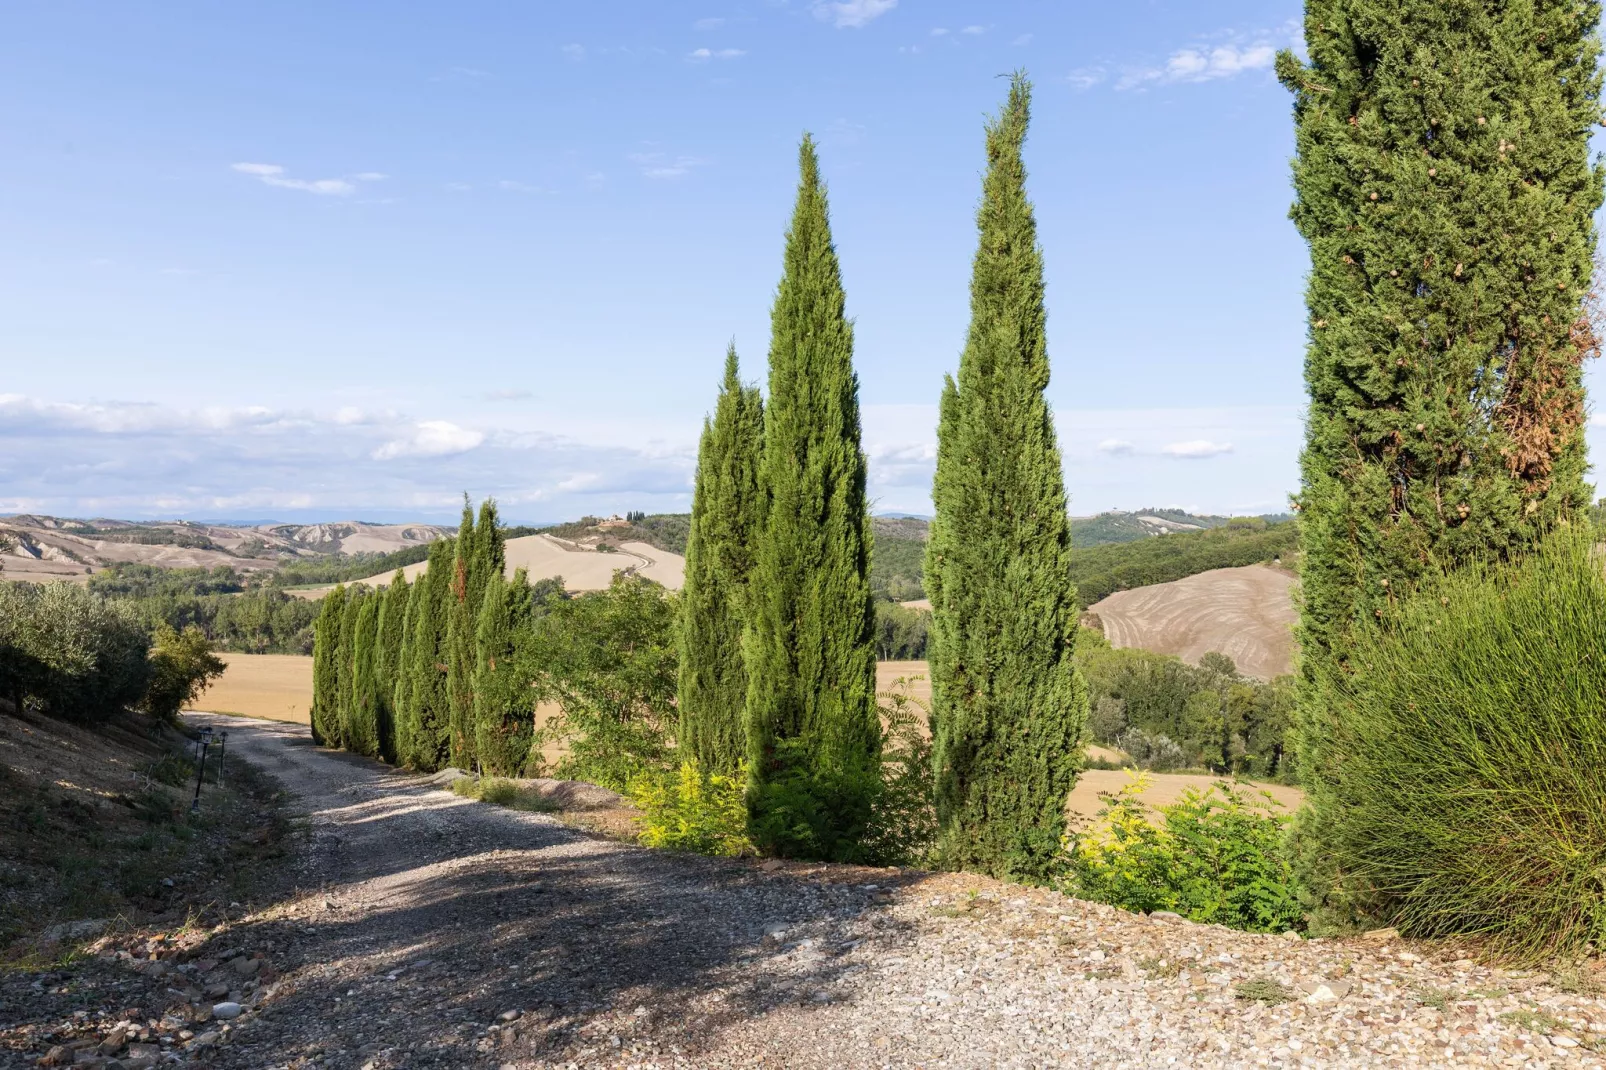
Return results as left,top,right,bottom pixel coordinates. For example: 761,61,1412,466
292,534,687,598
1068,768,1304,823
194,653,313,723
1088,563,1298,679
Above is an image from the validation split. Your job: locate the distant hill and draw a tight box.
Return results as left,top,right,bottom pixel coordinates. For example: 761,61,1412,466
0,516,450,584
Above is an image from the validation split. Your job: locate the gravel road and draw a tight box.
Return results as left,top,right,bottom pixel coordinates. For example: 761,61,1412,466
162,714,1605,1069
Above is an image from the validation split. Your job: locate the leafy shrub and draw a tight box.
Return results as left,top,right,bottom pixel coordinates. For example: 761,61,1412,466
0,582,151,722
629,762,755,856
1112,728,1186,772
140,624,226,724
451,776,559,813
858,676,937,867
746,739,880,862
148,753,197,788
1296,526,1606,959
1063,772,1303,934
1087,695,1128,744
872,600,930,659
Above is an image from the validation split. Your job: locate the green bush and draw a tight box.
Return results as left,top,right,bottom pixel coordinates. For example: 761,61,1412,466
140,624,226,724
1296,527,1606,960
1063,772,1302,934
858,676,937,867
0,582,151,722
629,762,755,856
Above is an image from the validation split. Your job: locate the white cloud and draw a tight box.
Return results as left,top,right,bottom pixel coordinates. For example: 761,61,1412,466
628,151,706,179
1097,439,1135,456
230,162,358,196
352,172,387,182
813,0,897,29
961,25,986,35
930,27,949,36
373,420,485,460
561,43,585,61
1068,67,1107,91
497,179,541,193
693,17,725,30
1117,25,1293,90
1012,33,1033,46
1162,440,1235,459
687,47,746,61
444,182,472,192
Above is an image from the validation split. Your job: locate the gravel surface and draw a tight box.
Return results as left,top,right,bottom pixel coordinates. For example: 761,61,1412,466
13,714,1604,1069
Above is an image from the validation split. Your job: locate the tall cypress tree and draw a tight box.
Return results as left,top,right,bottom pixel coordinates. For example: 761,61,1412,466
335,588,365,751
391,574,421,765
744,135,879,859
401,537,456,771
925,74,1087,880
1277,3,1601,914
471,498,506,607
348,593,381,757
374,571,411,763
679,345,765,774
446,499,479,769
473,569,537,776
309,585,347,745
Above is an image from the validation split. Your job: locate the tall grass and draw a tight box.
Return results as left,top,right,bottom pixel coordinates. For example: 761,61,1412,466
1306,525,1606,959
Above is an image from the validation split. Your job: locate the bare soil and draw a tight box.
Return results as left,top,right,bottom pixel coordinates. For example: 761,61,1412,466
1089,563,1299,680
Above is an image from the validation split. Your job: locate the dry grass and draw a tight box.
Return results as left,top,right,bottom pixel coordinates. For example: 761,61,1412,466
1088,563,1298,679
1067,769,1303,822
190,653,313,723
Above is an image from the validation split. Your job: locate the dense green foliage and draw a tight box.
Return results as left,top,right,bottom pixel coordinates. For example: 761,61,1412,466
0,582,152,722
309,585,346,745
333,587,365,751
1301,528,1606,958
678,347,765,775
869,531,927,602
1279,0,1604,918
1077,630,1295,779
531,575,679,791
872,601,929,660
520,514,692,556
445,501,479,769
373,571,410,762
473,570,538,776
272,543,434,586
139,624,226,725
1069,519,1297,608
629,762,756,857
1064,773,1303,934
87,564,321,654
397,538,456,769
926,75,1088,881
743,135,880,859
346,594,381,757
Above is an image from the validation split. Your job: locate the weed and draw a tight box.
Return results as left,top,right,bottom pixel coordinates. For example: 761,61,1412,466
1466,987,1508,1000
1234,978,1295,1005
1412,986,1456,1012
1138,955,1185,979
1551,962,1603,996
1084,964,1122,981
453,776,561,814
147,754,196,788
1500,1008,1569,1034
931,891,998,920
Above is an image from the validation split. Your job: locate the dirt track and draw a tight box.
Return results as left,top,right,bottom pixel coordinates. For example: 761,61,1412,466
147,714,1606,1069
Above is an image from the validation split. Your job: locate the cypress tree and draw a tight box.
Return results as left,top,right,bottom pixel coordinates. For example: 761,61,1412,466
309,585,347,745
348,594,381,757
401,537,456,771
334,588,365,751
744,135,879,859
391,574,422,765
926,74,1088,881
374,571,411,763
446,500,478,770
473,569,536,776
471,498,506,607
1277,3,1602,916
679,345,765,775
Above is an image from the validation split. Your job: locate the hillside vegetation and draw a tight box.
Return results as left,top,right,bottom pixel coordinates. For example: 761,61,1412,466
1069,518,1297,608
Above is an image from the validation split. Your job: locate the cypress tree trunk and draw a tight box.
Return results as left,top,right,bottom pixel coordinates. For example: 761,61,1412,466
374,570,410,763
679,345,765,774
309,585,347,745
446,501,478,770
402,537,456,771
334,588,364,751
926,74,1088,881
1277,3,1602,919
348,594,381,757
744,135,880,859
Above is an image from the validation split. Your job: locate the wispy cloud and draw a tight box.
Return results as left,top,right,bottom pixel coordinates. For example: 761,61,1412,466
1162,440,1235,459
687,47,746,61
496,179,543,193
961,24,986,35
561,43,585,61
1116,23,1297,90
813,0,897,29
693,17,725,30
481,389,533,402
373,420,485,460
1097,439,1135,456
1067,67,1107,90
1012,33,1033,46
230,163,371,197
628,151,706,179
930,27,949,36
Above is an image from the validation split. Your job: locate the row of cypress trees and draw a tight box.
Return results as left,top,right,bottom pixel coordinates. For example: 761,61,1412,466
678,74,1087,874
311,496,539,777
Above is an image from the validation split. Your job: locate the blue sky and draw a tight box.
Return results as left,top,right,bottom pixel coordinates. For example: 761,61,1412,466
3,1,1600,524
